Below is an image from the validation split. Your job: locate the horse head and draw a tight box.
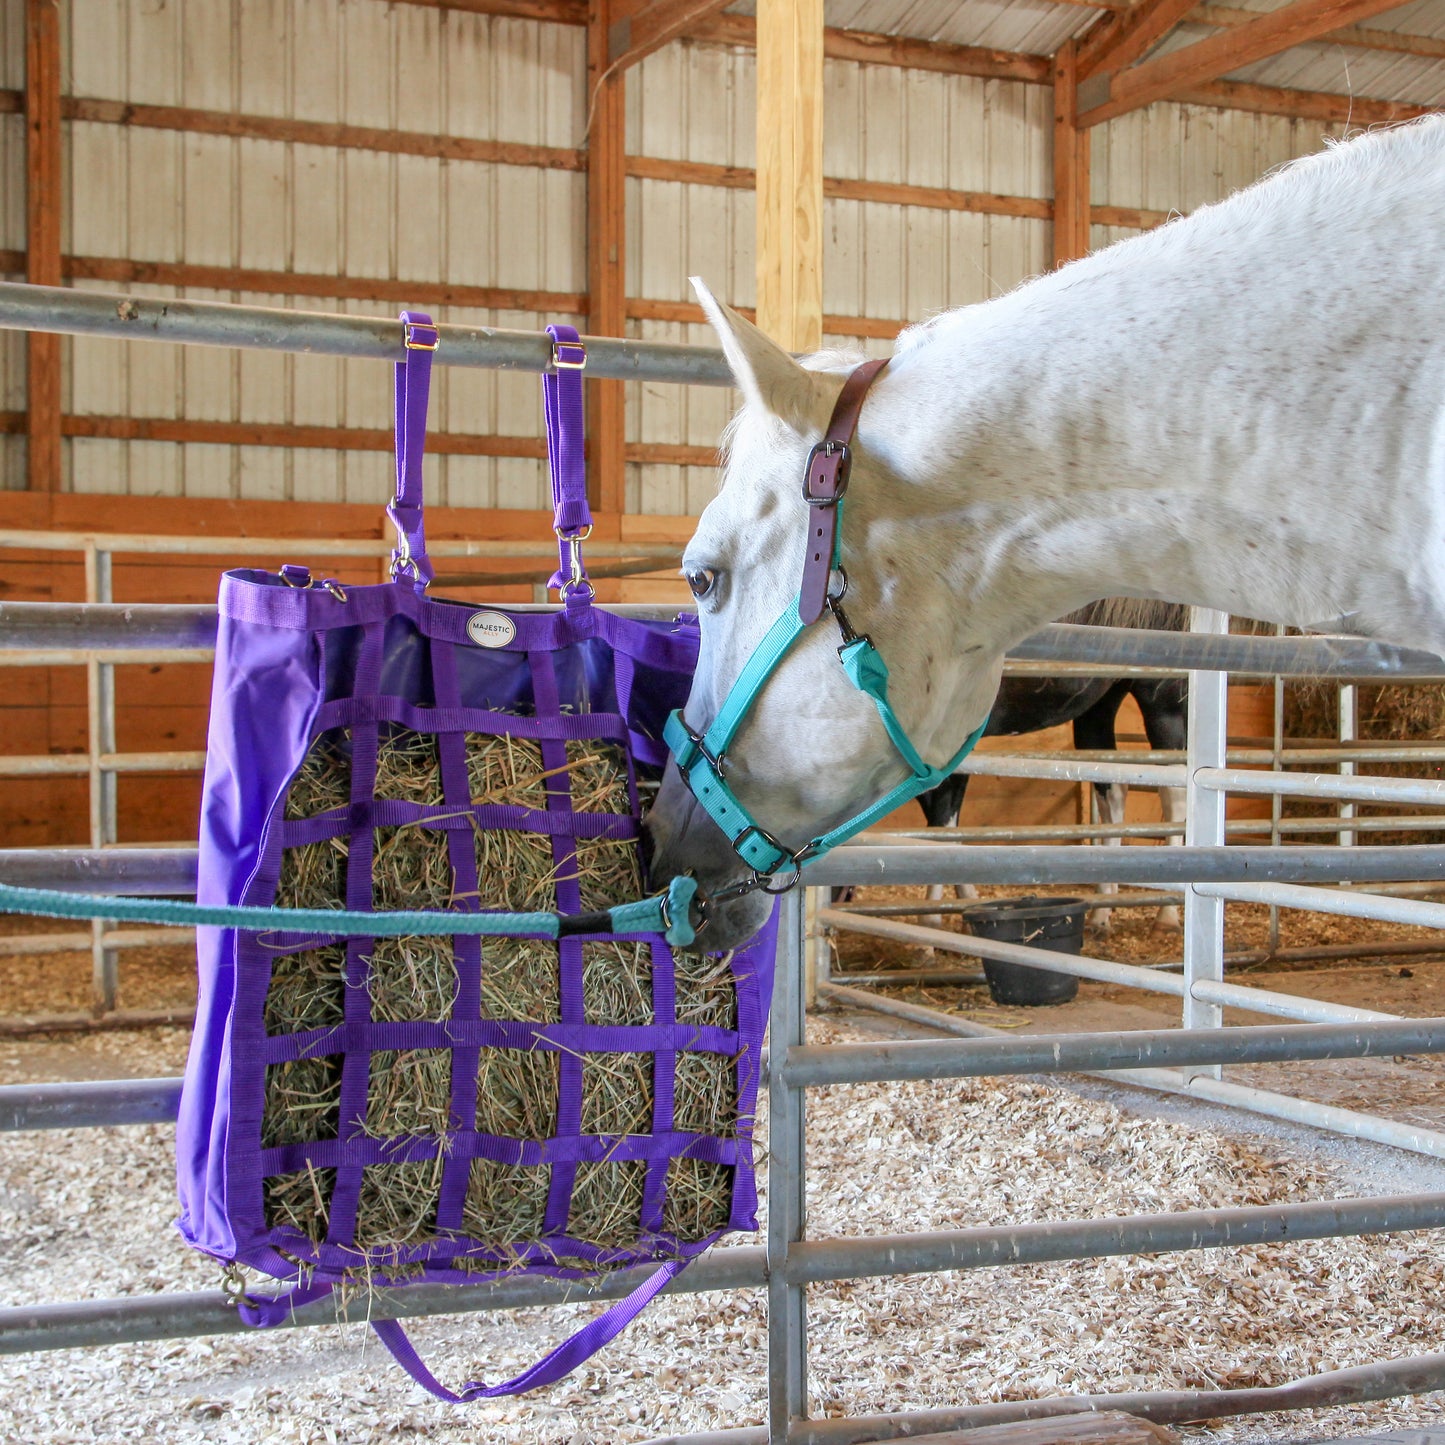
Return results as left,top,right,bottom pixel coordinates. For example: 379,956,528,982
644,280,1007,949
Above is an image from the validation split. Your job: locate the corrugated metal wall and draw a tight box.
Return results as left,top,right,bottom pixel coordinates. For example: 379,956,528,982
54,0,587,508
6,0,1354,515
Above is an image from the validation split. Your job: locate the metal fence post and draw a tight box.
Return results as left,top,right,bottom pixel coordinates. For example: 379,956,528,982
1183,608,1229,1071
1340,682,1358,855
769,888,809,1442
83,542,119,1014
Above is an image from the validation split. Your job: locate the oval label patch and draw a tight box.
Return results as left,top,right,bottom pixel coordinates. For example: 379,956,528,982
466,610,516,648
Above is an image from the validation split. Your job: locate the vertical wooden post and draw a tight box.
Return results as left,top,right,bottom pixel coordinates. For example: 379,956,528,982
755,0,824,352
587,0,627,516
1051,40,1091,270
26,0,62,493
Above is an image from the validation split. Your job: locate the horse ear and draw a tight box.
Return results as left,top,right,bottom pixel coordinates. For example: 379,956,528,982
690,277,838,436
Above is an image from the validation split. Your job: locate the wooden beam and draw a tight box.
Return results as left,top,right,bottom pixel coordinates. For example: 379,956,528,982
25,0,61,496
628,154,1053,218
755,0,825,352
608,0,734,69
628,297,906,339
64,97,584,172
392,0,587,23
587,0,628,514
1190,3,1445,60
690,13,1051,83
1051,42,1091,268
64,257,586,315
0,412,709,467
1079,0,1202,78
1176,76,1435,124
1080,0,1419,125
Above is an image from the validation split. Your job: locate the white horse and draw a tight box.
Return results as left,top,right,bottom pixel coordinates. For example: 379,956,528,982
646,116,1445,948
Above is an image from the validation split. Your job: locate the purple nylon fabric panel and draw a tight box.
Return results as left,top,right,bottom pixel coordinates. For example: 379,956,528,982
177,608,327,1261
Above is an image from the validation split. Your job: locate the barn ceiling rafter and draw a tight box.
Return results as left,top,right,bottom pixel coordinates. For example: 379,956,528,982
1078,0,1430,124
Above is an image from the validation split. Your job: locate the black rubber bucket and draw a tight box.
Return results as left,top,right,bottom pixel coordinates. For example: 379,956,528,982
967,896,1086,1006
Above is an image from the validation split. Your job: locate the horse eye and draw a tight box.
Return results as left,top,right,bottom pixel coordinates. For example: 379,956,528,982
685,568,717,600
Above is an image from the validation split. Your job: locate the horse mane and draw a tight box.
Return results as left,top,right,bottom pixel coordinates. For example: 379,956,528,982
1062,598,1187,631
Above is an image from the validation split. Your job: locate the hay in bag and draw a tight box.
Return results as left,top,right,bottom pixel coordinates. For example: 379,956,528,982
175,315,779,1400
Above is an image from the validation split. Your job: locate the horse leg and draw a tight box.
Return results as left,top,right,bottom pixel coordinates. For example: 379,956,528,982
1074,685,1130,933
919,774,974,939
1091,780,1129,931
1137,678,1189,931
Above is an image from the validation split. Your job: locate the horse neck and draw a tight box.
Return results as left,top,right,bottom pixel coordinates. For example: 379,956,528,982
873,207,1445,654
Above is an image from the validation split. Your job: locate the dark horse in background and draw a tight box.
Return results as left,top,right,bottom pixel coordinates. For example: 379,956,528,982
915,599,1189,930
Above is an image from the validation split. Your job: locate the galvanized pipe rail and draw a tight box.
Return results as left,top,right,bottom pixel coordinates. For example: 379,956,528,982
9,1017,1445,1136
0,282,736,385
8,598,1445,677
11,841,1445,895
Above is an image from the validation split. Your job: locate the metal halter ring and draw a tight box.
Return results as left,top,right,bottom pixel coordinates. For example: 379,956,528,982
758,857,806,894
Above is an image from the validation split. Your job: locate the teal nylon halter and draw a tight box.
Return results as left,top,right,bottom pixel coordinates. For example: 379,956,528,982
663,362,986,898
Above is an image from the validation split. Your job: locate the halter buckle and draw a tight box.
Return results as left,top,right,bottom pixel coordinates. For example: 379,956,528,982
803,439,851,504
688,724,728,775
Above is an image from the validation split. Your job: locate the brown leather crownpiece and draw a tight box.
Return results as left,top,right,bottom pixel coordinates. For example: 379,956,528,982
798,357,890,626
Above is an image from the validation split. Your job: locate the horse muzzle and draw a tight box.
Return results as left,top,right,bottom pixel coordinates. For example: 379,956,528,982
643,764,776,951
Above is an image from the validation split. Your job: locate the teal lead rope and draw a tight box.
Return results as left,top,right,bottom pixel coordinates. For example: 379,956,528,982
0,874,701,949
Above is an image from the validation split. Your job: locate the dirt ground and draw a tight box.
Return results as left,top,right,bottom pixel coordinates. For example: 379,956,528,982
4,894,1445,1443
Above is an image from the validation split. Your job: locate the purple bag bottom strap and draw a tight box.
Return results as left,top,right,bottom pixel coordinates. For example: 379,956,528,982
237,1277,338,1328
370,1258,687,1402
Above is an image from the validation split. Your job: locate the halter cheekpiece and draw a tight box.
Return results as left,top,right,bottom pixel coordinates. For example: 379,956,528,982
663,356,987,919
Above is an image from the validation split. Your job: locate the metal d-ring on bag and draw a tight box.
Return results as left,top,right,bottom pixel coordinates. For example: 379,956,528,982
149,313,781,1401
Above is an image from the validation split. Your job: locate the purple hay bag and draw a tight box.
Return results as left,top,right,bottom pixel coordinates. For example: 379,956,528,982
174,315,779,1399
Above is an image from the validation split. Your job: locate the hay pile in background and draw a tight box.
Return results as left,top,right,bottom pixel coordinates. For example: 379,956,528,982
1283,682,1445,846
261,722,739,1272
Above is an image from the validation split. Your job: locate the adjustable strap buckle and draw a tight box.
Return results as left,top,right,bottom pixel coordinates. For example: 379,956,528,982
551,336,587,371
803,439,851,504
670,713,727,776
403,318,440,352
730,822,793,877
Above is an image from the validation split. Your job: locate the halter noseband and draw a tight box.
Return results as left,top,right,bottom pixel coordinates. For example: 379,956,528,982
662,358,986,913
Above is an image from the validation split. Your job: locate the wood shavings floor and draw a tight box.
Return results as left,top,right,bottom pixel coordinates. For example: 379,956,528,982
3,1017,1445,1444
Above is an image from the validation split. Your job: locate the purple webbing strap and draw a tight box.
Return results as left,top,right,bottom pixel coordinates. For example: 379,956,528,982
544,324,592,610
370,1259,685,1401
388,310,439,594
238,1278,337,1328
